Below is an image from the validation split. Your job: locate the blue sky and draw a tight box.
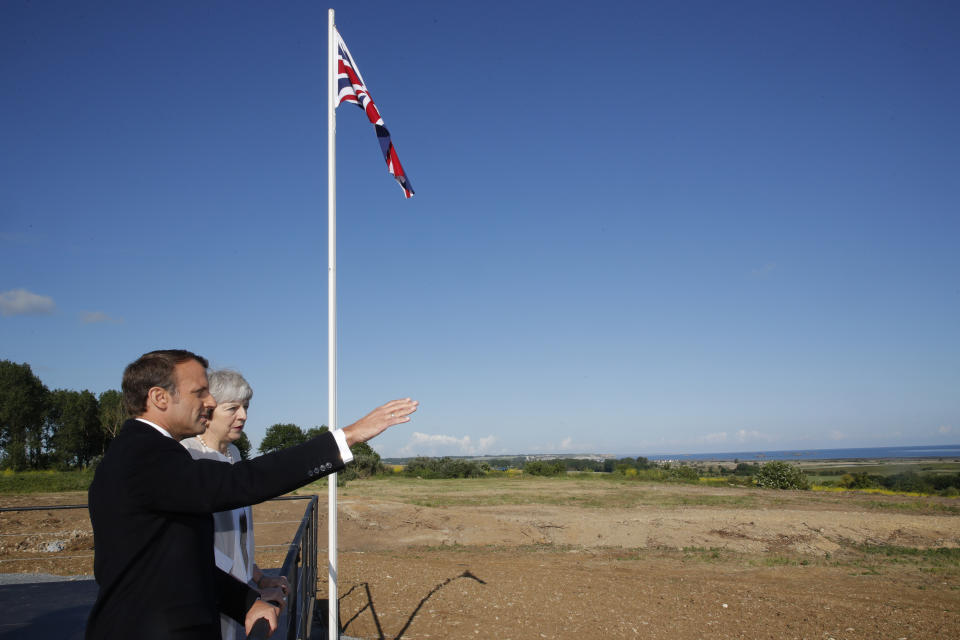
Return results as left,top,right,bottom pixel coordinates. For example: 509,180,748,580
2,0,957,458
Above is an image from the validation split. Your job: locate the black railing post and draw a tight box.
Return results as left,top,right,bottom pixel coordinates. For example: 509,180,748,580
247,495,319,640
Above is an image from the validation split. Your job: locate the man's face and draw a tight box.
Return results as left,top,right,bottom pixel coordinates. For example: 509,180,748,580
164,359,217,440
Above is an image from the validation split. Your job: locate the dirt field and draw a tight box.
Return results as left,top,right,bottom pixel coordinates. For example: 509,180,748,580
2,476,959,639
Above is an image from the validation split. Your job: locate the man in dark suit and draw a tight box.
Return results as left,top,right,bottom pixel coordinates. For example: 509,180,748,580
86,349,417,639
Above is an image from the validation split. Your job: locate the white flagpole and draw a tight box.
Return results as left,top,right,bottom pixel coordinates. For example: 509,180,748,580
327,8,339,639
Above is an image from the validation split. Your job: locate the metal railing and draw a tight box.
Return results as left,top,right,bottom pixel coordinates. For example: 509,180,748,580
247,494,319,640
1,495,320,640
0,504,88,512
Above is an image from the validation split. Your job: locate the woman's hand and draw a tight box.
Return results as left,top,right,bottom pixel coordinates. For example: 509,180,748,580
259,574,289,596
259,586,287,611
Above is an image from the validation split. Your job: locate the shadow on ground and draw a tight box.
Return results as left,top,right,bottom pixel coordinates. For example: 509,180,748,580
319,569,486,640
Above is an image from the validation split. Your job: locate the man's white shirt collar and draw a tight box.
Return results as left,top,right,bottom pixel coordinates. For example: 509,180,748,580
136,418,173,439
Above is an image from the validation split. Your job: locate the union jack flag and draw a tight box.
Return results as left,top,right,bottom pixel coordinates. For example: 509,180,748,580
336,29,414,198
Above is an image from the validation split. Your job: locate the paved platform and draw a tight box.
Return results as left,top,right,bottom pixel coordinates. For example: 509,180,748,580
0,576,352,639
0,576,96,639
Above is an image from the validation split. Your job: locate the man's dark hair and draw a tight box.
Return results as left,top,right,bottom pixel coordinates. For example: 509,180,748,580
122,350,209,416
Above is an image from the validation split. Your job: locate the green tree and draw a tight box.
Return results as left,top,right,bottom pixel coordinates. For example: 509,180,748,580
305,425,329,439
97,389,127,451
48,389,102,469
635,456,653,469
258,423,306,454
839,472,878,489
343,440,386,480
403,457,485,479
754,461,810,490
733,462,761,476
234,432,252,460
665,464,700,482
880,471,931,493
523,460,565,477
0,360,50,470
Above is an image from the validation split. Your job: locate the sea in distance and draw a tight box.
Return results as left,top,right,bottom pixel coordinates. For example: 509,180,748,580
635,444,960,462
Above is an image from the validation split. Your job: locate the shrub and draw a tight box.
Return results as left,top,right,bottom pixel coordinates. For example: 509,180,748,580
754,461,810,490
523,460,565,477
665,465,700,483
0,468,96,493
341,441,387,481
839,472,879,489
613,465,700,484
402,457,485,479
881,471,932,494
929,473,960,492
732,462,761,476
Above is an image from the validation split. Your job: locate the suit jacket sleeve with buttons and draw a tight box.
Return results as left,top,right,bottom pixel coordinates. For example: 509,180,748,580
86,419,347,639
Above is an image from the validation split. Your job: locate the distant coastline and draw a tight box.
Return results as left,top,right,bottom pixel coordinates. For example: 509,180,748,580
636,444,960,462
386,444,960,465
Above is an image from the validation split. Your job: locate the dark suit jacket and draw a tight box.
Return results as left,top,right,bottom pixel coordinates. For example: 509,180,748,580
86,419,345,639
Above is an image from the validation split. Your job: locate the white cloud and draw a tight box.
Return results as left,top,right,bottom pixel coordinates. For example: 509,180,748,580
399,432,496,456
735,429,771,443
535,436,592,453
829,430,846,441
698,432,728,443
939,425,953,435
0,288,55,317
81,311,123,324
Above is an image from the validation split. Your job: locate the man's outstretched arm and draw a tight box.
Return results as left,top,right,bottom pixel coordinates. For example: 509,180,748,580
342,398,419,447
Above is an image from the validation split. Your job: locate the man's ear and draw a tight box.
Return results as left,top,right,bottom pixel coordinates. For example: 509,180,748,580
147,386,170,411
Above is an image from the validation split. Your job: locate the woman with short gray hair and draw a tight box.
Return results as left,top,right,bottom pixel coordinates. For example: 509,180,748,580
181,369,288,640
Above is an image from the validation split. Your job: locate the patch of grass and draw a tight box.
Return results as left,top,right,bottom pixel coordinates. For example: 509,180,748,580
698,477,753,488
826,543,960,579
405,490,761,509
411,542,577,554
408,493,595,508
760,556,806,567
852,545,960,566
858,500,960,515
0,469,95,493
803,461,960,476
812,485,929,497
681,546,727,562
667,494,759,507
